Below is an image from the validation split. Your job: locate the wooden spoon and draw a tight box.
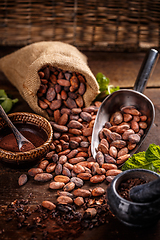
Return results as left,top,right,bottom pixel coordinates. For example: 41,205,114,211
0,105,35,152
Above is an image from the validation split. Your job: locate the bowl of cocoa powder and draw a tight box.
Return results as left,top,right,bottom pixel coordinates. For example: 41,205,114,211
0,112,53,166
107,169,160,227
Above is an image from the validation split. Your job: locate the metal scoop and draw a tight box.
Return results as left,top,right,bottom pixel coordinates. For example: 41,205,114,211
91,49,159,159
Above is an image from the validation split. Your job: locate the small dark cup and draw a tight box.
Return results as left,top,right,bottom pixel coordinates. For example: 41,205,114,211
107,169,160,227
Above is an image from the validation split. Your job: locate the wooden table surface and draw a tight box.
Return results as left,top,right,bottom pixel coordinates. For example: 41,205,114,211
0,47,160,240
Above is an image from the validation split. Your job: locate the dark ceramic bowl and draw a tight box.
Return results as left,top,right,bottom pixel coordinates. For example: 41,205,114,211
0,112,53,166
107,169,160,227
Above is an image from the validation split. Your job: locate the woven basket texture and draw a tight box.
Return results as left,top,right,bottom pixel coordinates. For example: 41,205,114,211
0,0,160,51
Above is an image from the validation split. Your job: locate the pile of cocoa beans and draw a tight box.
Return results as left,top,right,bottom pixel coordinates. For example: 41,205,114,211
21,66,147,207
37,65,86,117
96,106,148,167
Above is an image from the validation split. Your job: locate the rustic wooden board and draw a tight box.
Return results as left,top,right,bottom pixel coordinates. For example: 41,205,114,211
0,48,160,239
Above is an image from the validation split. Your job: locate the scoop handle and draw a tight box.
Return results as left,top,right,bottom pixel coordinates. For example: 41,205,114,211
133,48,159,93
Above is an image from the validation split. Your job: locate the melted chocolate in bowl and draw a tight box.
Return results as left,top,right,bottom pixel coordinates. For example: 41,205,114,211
0,122,48,152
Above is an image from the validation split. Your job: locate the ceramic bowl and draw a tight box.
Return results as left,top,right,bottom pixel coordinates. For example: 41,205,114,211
107,169,160,227
0,112,53,166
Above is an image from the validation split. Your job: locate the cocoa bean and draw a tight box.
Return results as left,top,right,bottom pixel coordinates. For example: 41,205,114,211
57,79,70,87
70,75,79,91
110,132,122,141
117,154,130,165
92,162,99,175
73,188,91,198
38,99,48,109
54,162,62,175
128,133,141,144
122,129,135,140
50,99,62,110
49,181,65,190
34,173,53,182
98,143,109,154
57,191,73,198
78,82,86,95
90,175,105,183
106,176,115,183
95,151,104,166
123,113,132,122
59,155,67,164
77,172,92,180
82,127,92,137
67,149,78,159
63,182,75,192
62,167,71,177
130,120,139,132
18,174,28,186
110,140,126,149
38,160,49,170
75,95,84,108
109,146,117,159
46,162,56,173
106,169,122,176
52,153,59,162
80,141,89,148
68,120,83,129
70,177,84,187
76,151,88,158
139,121,147,129
63,162,73,170
110,111,123,125
117,147,129,157
58,113,68,126
85,208,97,218
104,154,116,164
69,140,79,149
42,200,56,210
80,112,92,122
121,106,141,115
65,97,77,109
102,163,117,170
57,196,73,204
73,164,85,174
140,115,147,121
46,87,56,101
100,138,109,148
116,124,130,134
69,157,85,164
91,187,105,196
50,122,68,132
61,108,71,115
96,167,106,175
28,168,43,177
61,90,68,100
54,175,70,183
74,197,84,206
128,142,137,150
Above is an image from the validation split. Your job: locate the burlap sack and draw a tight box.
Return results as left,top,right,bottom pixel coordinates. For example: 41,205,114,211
0,41,99,119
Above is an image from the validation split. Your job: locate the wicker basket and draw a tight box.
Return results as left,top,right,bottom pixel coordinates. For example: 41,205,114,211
0,0,160,51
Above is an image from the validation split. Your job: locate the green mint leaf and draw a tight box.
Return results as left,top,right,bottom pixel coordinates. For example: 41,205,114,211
122,151,146,171
152,160,160,172
105,85,120,95
145,143,160,162
96,73,110,92
0,89,8,98
1,98,13,113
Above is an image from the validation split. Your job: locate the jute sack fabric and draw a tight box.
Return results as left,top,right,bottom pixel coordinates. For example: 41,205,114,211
0,41,99,119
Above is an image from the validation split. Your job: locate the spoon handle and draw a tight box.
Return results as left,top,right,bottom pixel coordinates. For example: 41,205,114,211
133,48,159,93
0,105,24,144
